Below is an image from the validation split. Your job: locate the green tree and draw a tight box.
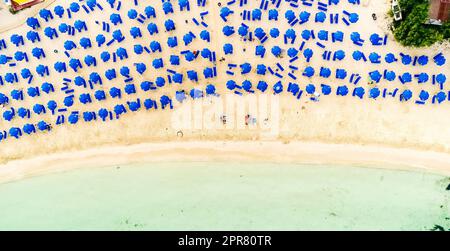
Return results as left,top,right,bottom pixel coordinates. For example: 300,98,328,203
391,0,449,47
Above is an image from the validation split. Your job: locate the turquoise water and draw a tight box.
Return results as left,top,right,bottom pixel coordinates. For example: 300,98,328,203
0,162,448,230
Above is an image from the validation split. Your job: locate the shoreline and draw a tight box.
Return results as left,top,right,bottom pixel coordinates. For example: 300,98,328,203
0,140,449,185
0,1,449,185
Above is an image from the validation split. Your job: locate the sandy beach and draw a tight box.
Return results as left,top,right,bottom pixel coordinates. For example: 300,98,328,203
0,0,449,182
1,140,450,184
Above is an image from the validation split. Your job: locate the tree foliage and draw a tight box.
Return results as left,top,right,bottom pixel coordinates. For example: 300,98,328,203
392,0,450,47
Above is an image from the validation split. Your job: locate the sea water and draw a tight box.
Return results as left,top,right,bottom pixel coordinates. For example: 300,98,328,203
0,162,448,230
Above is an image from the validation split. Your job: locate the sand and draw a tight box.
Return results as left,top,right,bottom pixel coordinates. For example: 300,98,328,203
0,0,449,181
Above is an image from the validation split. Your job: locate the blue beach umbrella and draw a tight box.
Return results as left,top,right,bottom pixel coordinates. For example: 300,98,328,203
110,13,122,25
41,82,54,93
74,76,86,87
299,11,310,22
39,9,52,21
9,127,22,139
369,52,381,63
18,107,29,118
369,88,380,99
163,2,174,14
70,2,80,12
256,64,266,75
238,25,249,36
141,81,153,92
206,84,216,95
287,48,298,58
436,92,446,103
369,70,382,82
152,58,164,69
190,89,203,99
303,48,313,61
318,30,328,40
255,45,266,57
27,31,40,43
68,113,79,124
268,9,278,20
436,74,447,85
417,73,429,83
147,23,158,35
165,19,176,31
433,53,446,66
401,90,413,101
401,72,412,83
336,69,347,79
120,66,130,77
136,63,147,75
21,68,31,78
334,50,345,60
349,13,359,23
109,87,121,98
226,80,237,90
223,44,233,54
105,69,117,80
95,90,106,101
401,54,412,65
285,29,296,39
419,90,429,101
160,95,172,109
301,30,311,40
352,50,363,61
417,56,428,66
54,5,64,17
306,84,315,94
321,84,331,95
385,71,396,81
155,77,166,87
128,9,138,19
257,81,268,92
101,51,110,62
315,12,326,22
3,109,15,121
89,72,101,84
320,67,331,78
385,53,397,63
79,93,92,104
125,84,136,95
175,91,186,103
303,66,315,78
130,27,142,38
134,44,144,54
285,10,296,22
37,121,50,131
269,28,279,38
23,124,36,135
26,17,40,29
47,100,57,113
240,63,251,74
96,34,106,46
79,37,92,49
145,6,156,18
337,86,349,96
64,40,77,50
242,80,252,92
271,45,282,57
84,55,96,66
353,87,365,99
200,30,210,42
273,81,283,94
222,26,235,36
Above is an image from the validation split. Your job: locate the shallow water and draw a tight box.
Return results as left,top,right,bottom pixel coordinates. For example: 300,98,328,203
0,162,448,230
